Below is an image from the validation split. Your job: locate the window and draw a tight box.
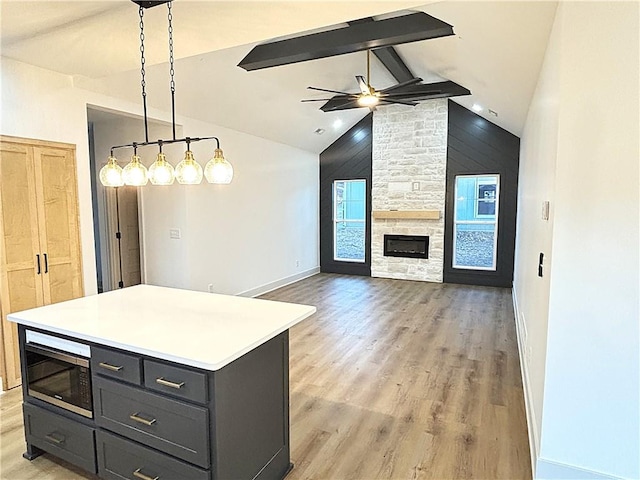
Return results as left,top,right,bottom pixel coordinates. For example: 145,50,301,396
453,175,500,270
333,179,366,262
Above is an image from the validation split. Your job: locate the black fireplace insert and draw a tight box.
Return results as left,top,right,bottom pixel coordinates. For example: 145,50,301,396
383,235,429,259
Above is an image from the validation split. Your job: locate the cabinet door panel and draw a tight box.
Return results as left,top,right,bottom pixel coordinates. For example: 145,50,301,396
94,376,210,468
33,147,83,304
0,141,42,389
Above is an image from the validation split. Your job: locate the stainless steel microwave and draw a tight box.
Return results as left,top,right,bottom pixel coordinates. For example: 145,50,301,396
25,330,93,418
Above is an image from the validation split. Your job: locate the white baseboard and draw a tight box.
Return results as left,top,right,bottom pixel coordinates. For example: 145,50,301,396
536,459,623,480
512,290,538,479
236,267,320,298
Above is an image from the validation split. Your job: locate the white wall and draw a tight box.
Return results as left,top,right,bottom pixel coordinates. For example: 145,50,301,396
1,58,98,295
141,118,320,295
512,1,560,466
1,57,320,298
514,2,639,478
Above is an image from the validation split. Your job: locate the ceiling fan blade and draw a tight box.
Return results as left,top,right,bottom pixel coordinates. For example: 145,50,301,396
301,99,334,102
380,77,423,93
307,86,353,96
356,76,370,95
320,98,361,112
380,98,418,107
381,90,443,100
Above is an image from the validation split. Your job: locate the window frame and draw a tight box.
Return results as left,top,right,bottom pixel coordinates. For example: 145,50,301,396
452,174,501,271
333,179,366,263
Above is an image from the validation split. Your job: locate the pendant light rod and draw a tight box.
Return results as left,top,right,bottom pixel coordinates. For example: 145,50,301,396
110,135,220,152
168,2,176,141
139,6,149,143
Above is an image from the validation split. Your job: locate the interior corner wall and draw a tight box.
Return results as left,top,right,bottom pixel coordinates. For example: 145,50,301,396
515,2,640,478
1,58,99,295
512,0,561,465
1,56,320,298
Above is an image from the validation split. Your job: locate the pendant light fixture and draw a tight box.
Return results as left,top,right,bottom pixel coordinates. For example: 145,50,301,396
175,139,203,184
122,148,149,186
99,156,124,187
99,1,233,188
204,149,234,184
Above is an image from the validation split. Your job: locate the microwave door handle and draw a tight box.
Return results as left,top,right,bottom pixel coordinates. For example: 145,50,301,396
26,343,89,368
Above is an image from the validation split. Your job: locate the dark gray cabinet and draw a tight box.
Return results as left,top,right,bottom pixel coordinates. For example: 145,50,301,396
23,403,96,473
92,346,143,385
143,359,208,404
19,326,292,480
93,375,210,468
96,430,210,480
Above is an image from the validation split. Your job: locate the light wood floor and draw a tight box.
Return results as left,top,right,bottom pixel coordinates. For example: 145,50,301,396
0,274,531,479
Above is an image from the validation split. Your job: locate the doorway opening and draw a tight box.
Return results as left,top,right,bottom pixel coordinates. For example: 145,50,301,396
88,108,149,292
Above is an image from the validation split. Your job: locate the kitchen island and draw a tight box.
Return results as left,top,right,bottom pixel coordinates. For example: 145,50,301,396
8,285,316,480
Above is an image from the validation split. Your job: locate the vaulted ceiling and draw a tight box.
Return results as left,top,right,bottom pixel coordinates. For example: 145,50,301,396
0,1,557,153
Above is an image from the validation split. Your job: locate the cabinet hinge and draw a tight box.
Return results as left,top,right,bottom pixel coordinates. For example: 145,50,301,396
115,232,121,239
118,281,124,288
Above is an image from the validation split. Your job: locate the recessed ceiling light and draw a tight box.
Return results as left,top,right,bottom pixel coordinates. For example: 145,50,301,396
488,109,498,117
333,119,343,129
472,103,483,112
314,128,325,135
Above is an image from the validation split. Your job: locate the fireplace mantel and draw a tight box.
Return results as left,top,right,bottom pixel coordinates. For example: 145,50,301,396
372,210,441,220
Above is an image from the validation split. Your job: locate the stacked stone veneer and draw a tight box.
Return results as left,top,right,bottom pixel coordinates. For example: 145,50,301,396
371,99,448,282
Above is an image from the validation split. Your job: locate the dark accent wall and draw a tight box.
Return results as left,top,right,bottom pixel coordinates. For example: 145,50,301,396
319,114,372,276
444,100,520,287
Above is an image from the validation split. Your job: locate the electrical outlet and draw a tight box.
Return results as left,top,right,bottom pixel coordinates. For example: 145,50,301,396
169,228,181,239
208,284,214,293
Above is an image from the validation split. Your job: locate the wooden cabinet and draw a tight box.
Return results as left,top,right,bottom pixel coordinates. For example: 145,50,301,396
0,136,83,389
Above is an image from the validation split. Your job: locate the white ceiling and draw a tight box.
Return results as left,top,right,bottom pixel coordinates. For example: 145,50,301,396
1,1,557,153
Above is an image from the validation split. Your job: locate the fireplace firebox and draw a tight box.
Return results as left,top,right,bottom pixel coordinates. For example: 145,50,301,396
383,235,429,259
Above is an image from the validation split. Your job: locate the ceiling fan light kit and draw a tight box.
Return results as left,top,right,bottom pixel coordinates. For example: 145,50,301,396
99,1,233,188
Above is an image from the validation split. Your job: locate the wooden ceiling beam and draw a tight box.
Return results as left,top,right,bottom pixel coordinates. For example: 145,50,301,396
238,12,454,71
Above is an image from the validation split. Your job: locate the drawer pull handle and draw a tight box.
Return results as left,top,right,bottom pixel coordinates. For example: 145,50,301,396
45,432,65,445
133,468,159,480
130,413,156,426
98,362,123,372
156,377,185,389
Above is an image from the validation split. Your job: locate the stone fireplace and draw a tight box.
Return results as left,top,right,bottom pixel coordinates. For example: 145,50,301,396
371,99,447,282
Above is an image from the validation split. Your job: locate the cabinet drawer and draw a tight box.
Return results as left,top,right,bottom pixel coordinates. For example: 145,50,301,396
144,360,208,404
97,430,210,480
94,376,210,468
23,403,96,473
92,346,142,385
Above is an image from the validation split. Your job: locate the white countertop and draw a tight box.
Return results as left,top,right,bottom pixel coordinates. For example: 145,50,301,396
8,285,316,371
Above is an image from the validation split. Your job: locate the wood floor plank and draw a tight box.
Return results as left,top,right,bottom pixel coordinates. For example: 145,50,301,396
0,273,531,479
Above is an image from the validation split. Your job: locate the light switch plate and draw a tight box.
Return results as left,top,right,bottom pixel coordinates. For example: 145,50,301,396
541,201,550,220
412,181,420,191
169,228,181,239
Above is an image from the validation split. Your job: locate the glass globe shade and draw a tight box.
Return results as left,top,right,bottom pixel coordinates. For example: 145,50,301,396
122,154,148,186
204,149,234,184
175,150,203,185
99,156,124,187
148,152,175,185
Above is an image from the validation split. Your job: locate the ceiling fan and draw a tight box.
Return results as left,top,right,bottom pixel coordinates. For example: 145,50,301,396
301,50,440,111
